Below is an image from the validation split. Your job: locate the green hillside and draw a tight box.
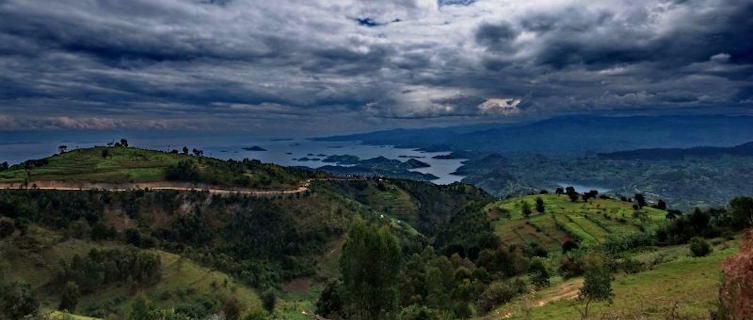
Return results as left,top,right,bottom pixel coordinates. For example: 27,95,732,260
485,194,667,251
1,146,750,320
484,238,739,320
0,225,261,319
0,146,317,189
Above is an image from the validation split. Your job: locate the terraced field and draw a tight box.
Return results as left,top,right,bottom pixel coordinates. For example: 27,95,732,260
485,194,668,250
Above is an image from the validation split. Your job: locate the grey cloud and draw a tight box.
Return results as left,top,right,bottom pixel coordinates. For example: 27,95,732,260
0,0,751,132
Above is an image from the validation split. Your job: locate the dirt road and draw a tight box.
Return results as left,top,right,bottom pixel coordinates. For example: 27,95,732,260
0,177,366,196
0,180,313,196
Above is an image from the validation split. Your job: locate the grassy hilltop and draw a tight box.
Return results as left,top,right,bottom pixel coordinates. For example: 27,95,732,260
0,146,316,189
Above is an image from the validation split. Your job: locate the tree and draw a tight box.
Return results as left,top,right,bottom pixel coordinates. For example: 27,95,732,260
0,218,14,239
59,281,80,312
1,282,38,320
566,187,580,202
120,138,128,147
634,193,646,208
522,202,532,218
689,208,710,232
729,196,753,229
665,209,681,220
182,146,189,155
535,197,545,213
555,187,564,195
58,145,68,153
562,239,579,253
316,281,343,319
581,190,598,202
528,259,550,288
261,289,276,314
654,199,667,210
578,262,613,319
340,223,402,320
0,162,8,171
101,149,110,158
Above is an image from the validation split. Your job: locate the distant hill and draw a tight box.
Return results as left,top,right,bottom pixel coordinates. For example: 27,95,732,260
318,114,753,156
597,141,753,160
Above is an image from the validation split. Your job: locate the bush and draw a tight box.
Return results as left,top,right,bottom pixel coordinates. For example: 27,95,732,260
618,258,644,274
528,259,550,288
165,160,200,182
559,255,584,278
689,237,712,257
398,304,442,320
561,239,579,253
0,218,15,239
315,281,343,319
478,279,527,313
260,289,276,314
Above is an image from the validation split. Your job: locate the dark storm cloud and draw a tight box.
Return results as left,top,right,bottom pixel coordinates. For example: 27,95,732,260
0,0,751,131
475,23,519,53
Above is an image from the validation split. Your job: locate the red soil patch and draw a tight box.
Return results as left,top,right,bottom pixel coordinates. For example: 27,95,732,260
720,229,753,319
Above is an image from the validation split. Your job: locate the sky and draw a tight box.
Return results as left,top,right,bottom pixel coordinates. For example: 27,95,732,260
0,0,751,135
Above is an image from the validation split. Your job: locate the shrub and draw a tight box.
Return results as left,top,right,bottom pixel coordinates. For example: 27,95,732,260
528,259,550,288
398,304,442,320
618,258,644,274
260,289,276,314
562,239,579,253
479,281,517,313
0,218,15,239
316,281,343,319
689,237,712,257
559,255,584,278
58,281,80,312
479,279,527,313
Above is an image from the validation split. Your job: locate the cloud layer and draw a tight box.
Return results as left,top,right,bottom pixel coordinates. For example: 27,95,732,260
0,0,751,132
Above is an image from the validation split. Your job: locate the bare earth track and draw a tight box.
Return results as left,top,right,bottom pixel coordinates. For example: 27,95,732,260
0,179,336,196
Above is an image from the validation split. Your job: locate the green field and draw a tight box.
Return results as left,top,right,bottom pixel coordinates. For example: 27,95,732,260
486,194,667,250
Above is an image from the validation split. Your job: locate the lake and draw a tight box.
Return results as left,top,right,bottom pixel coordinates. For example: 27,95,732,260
0,131,466,185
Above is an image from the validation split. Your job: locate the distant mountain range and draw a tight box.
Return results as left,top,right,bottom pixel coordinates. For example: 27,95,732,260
598,141,753,160
318,114,753,156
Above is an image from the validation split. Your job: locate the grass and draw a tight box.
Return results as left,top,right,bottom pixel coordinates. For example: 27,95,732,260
485,194,667,250
0,146,309,189
481,238,738,320
0,147,190,183
0,226,262,318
